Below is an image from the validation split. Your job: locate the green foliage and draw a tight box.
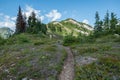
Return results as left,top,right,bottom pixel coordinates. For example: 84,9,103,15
93,11,120,38
15,6,26,34
48,23,57,32
0,35,67,79
6,33,29,45
103,10,110,30
95,34,119,43
27,12,40,34
115,25,120,35
79,34,95,43
72,34,120,80
27,12,47,34
0,37,6,46
110,13,118,30
74,45,111,56
114,37,120,42
63,33,79,46
63,32,95,46
75,57,120,80
43,45,57,52
94,11,102,32
34,40,45,45
93,11,118,39
41,23,47,34
48,18,92,37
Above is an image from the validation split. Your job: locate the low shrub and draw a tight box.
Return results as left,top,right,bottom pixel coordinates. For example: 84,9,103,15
75,57,120,80
0,37,6,46
77,47,98,54
34,41,45,45
43,45,57,52
114,37,120,42
63,35,79,46
6,33,30,45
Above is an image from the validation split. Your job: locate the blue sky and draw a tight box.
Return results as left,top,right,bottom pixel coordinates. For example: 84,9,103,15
0,0,120,30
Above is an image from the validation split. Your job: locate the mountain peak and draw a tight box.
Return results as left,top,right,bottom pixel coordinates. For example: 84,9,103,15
62,18,93,31
48,18,94,36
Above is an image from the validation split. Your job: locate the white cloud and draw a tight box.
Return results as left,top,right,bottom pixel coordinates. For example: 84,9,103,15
46,10,62,21
0,5,45,32
82,19,89,24
0,5,63,32
24,5,44,21
11,17,16,21
0,5,45,31
0,14,15,31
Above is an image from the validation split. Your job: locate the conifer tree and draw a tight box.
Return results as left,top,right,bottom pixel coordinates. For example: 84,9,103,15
94,11,102,32
27,11,37,33
15,6,26,33
110,12,117,30
41,23,47,34
104,11,110,30
98,20,103,32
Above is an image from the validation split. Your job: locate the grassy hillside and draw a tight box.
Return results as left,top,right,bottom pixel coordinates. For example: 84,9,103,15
71,34,120,80
47,18,93,37
0,33,67,80
0,26,120,80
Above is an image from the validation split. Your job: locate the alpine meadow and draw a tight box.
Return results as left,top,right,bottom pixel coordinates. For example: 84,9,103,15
0,0,120,80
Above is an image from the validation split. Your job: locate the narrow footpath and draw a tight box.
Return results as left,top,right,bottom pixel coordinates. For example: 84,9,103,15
59,47,74,80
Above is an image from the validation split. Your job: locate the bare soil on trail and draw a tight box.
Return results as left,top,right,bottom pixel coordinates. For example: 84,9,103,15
59,47,74,80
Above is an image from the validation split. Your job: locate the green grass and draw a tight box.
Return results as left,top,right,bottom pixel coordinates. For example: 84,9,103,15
71,34,120,80
0,32,120,80
0,33,67,80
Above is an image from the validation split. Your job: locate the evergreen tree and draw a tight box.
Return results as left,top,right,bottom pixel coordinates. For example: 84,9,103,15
94,11,102,32
27,11,38,33
110,12,118,30
15,6,26,34
23,13,27,31
98,20,103,32
48,23,56,32
27,11,47,34
41,23,47,34
104,10,110,30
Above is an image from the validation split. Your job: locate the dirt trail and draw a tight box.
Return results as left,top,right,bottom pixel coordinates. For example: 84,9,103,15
59,47,74,80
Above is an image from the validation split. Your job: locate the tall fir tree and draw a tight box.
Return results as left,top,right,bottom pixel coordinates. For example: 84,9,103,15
41,23,47,34
104,10,110,30
98,20,103,32
94,11,102,32
23,13,27,29
27,11,47,34
27,11,36,33
15,6,26,34
27,11,42,33
110,12,118,30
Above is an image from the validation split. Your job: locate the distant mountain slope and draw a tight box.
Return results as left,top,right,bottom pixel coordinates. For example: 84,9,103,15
0,27,14,39
47,18,93,36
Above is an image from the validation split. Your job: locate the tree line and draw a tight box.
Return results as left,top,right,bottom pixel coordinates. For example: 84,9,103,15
15,6,47,34
94,11,120,37
15,6,120,37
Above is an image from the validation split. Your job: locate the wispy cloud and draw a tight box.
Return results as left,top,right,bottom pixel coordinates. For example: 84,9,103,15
46,10,62,21
11,17,16,21
82,19,89,24
0,5,63,31
0,14,15,31
24,5,44,21
0,5,45,31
